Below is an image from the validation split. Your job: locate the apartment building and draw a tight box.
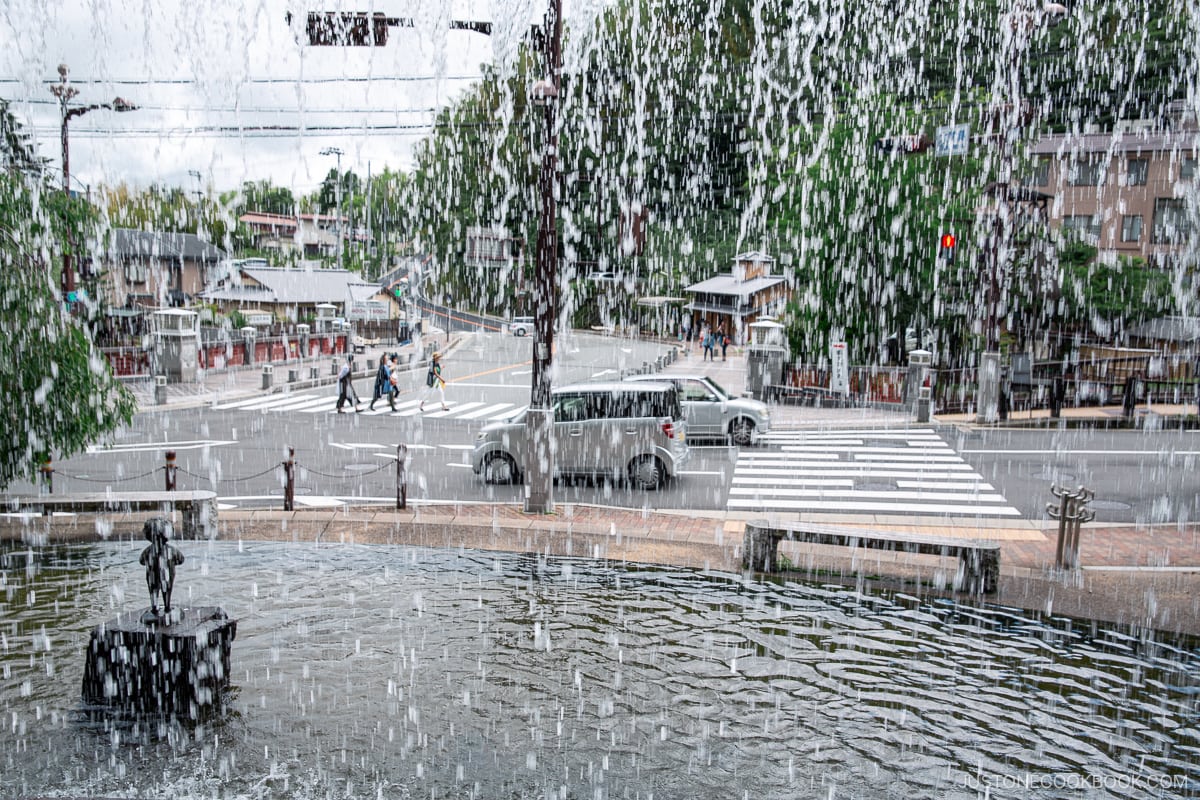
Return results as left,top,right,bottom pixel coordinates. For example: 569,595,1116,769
1028,104,1198,266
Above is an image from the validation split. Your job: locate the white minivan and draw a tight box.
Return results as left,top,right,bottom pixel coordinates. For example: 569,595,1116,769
472,382,689,489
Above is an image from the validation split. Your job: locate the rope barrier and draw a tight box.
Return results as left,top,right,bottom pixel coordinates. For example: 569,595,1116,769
295,461,394,480
58,467,162,484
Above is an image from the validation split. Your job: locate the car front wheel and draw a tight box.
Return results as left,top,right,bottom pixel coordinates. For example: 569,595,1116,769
729,418,756,446
482,452,520,484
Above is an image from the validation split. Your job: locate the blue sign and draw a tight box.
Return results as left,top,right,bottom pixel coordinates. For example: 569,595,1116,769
935,123,970,156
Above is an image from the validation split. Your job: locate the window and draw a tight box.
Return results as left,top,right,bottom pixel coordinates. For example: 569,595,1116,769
1068,158,1106,186
553,394,588,423
1152,198,1192,244
124,260,147,284
1026,159,1050,187
1121,215,1143,243
680,382,718,402
1125,159,1148,186
1182,157,1197,181
1062,214,1101,240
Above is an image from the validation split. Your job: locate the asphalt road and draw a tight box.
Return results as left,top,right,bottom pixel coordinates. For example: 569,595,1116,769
11,331,1199,526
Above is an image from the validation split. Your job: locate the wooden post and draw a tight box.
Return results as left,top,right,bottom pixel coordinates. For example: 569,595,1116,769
396,444,407,509
283,446,295,511
164,450,177,491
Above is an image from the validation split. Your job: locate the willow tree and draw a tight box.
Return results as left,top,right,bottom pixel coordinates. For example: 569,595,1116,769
0,164,135,488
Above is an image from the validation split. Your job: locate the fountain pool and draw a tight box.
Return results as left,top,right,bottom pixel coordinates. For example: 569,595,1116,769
2,540,1198,799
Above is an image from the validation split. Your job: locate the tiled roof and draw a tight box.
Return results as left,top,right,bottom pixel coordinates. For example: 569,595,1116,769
108,228,227,262
684,274,787,297
200,266,376,305
1031,131,1199,156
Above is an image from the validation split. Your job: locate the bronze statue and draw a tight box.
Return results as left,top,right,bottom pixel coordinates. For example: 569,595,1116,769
139,518,184,624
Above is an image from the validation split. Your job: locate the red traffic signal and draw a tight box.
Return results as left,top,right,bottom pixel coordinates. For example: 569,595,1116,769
939,233,957,263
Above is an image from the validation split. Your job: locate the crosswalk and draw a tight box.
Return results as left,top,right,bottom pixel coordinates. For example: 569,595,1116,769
729,428,1020,517
210,392,525,422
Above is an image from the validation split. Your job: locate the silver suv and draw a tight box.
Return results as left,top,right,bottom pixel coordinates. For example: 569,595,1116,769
625,374,769,445
472,382,689,489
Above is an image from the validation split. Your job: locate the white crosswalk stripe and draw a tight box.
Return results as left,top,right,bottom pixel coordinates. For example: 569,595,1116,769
729,428,1020,517
211,391,520,423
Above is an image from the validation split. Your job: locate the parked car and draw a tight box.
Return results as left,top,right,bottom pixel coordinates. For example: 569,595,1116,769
472,381,689,489
510,316,534,336
625,373,769,445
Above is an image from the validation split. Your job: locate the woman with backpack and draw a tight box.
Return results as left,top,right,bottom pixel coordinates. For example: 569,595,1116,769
419,352,447,411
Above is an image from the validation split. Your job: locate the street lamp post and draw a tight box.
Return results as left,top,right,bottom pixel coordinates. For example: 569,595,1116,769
297,8,562,511
524,0,562,514
976,1,1065,423
320,147,344,270
50,63,136,301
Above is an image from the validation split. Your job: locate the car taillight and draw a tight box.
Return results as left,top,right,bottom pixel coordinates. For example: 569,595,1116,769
661,419,675,438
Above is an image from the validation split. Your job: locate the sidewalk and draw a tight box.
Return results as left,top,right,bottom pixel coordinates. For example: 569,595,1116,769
5,501,1199,636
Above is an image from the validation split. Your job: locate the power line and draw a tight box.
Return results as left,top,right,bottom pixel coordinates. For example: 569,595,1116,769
16,97,443,115
0,75,485,86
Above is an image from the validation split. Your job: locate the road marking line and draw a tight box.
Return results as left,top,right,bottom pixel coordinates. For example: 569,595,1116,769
726,498,1021,515
459,403,517,420
728,486,1011,503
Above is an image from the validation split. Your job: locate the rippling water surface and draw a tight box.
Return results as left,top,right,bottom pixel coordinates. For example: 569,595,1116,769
2,540,1199,799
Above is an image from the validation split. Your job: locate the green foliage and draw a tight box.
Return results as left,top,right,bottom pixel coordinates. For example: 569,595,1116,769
770,100,983,364
1058,243,1178,337
0,174,136,488
397,0,1191,347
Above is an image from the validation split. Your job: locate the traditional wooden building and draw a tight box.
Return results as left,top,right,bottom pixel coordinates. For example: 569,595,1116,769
683,251,791,343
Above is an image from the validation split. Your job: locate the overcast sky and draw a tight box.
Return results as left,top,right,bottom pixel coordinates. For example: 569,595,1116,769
1,0,563,196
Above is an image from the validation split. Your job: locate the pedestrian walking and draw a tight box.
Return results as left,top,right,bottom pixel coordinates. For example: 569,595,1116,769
386,356,399,410
719,326,730,360
336,355,362,413
369,357,391,410
702,331,715,361
419,351,448,411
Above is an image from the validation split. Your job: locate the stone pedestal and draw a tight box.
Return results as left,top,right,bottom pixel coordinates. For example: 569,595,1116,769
82,606,236,717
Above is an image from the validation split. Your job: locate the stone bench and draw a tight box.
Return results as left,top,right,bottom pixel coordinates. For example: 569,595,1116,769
743,520,1000,594
1,490,218,539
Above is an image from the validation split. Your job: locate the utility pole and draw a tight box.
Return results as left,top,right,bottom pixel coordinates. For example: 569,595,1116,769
320,146,344,270
50,63,137,302
524,0,562,514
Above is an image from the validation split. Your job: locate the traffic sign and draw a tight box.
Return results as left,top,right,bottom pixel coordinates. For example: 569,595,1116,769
935,123,970,156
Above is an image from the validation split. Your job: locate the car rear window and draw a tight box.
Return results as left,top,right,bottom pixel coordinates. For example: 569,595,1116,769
553,387,681,421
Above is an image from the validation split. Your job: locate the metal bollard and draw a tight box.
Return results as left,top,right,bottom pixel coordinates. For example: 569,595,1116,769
396,444,408,510
331,359,339,377
154,375,168,405
283,446,295,511
164,450,177,491
1047,485,1095,569
262,364,273,390
288,368,299,383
